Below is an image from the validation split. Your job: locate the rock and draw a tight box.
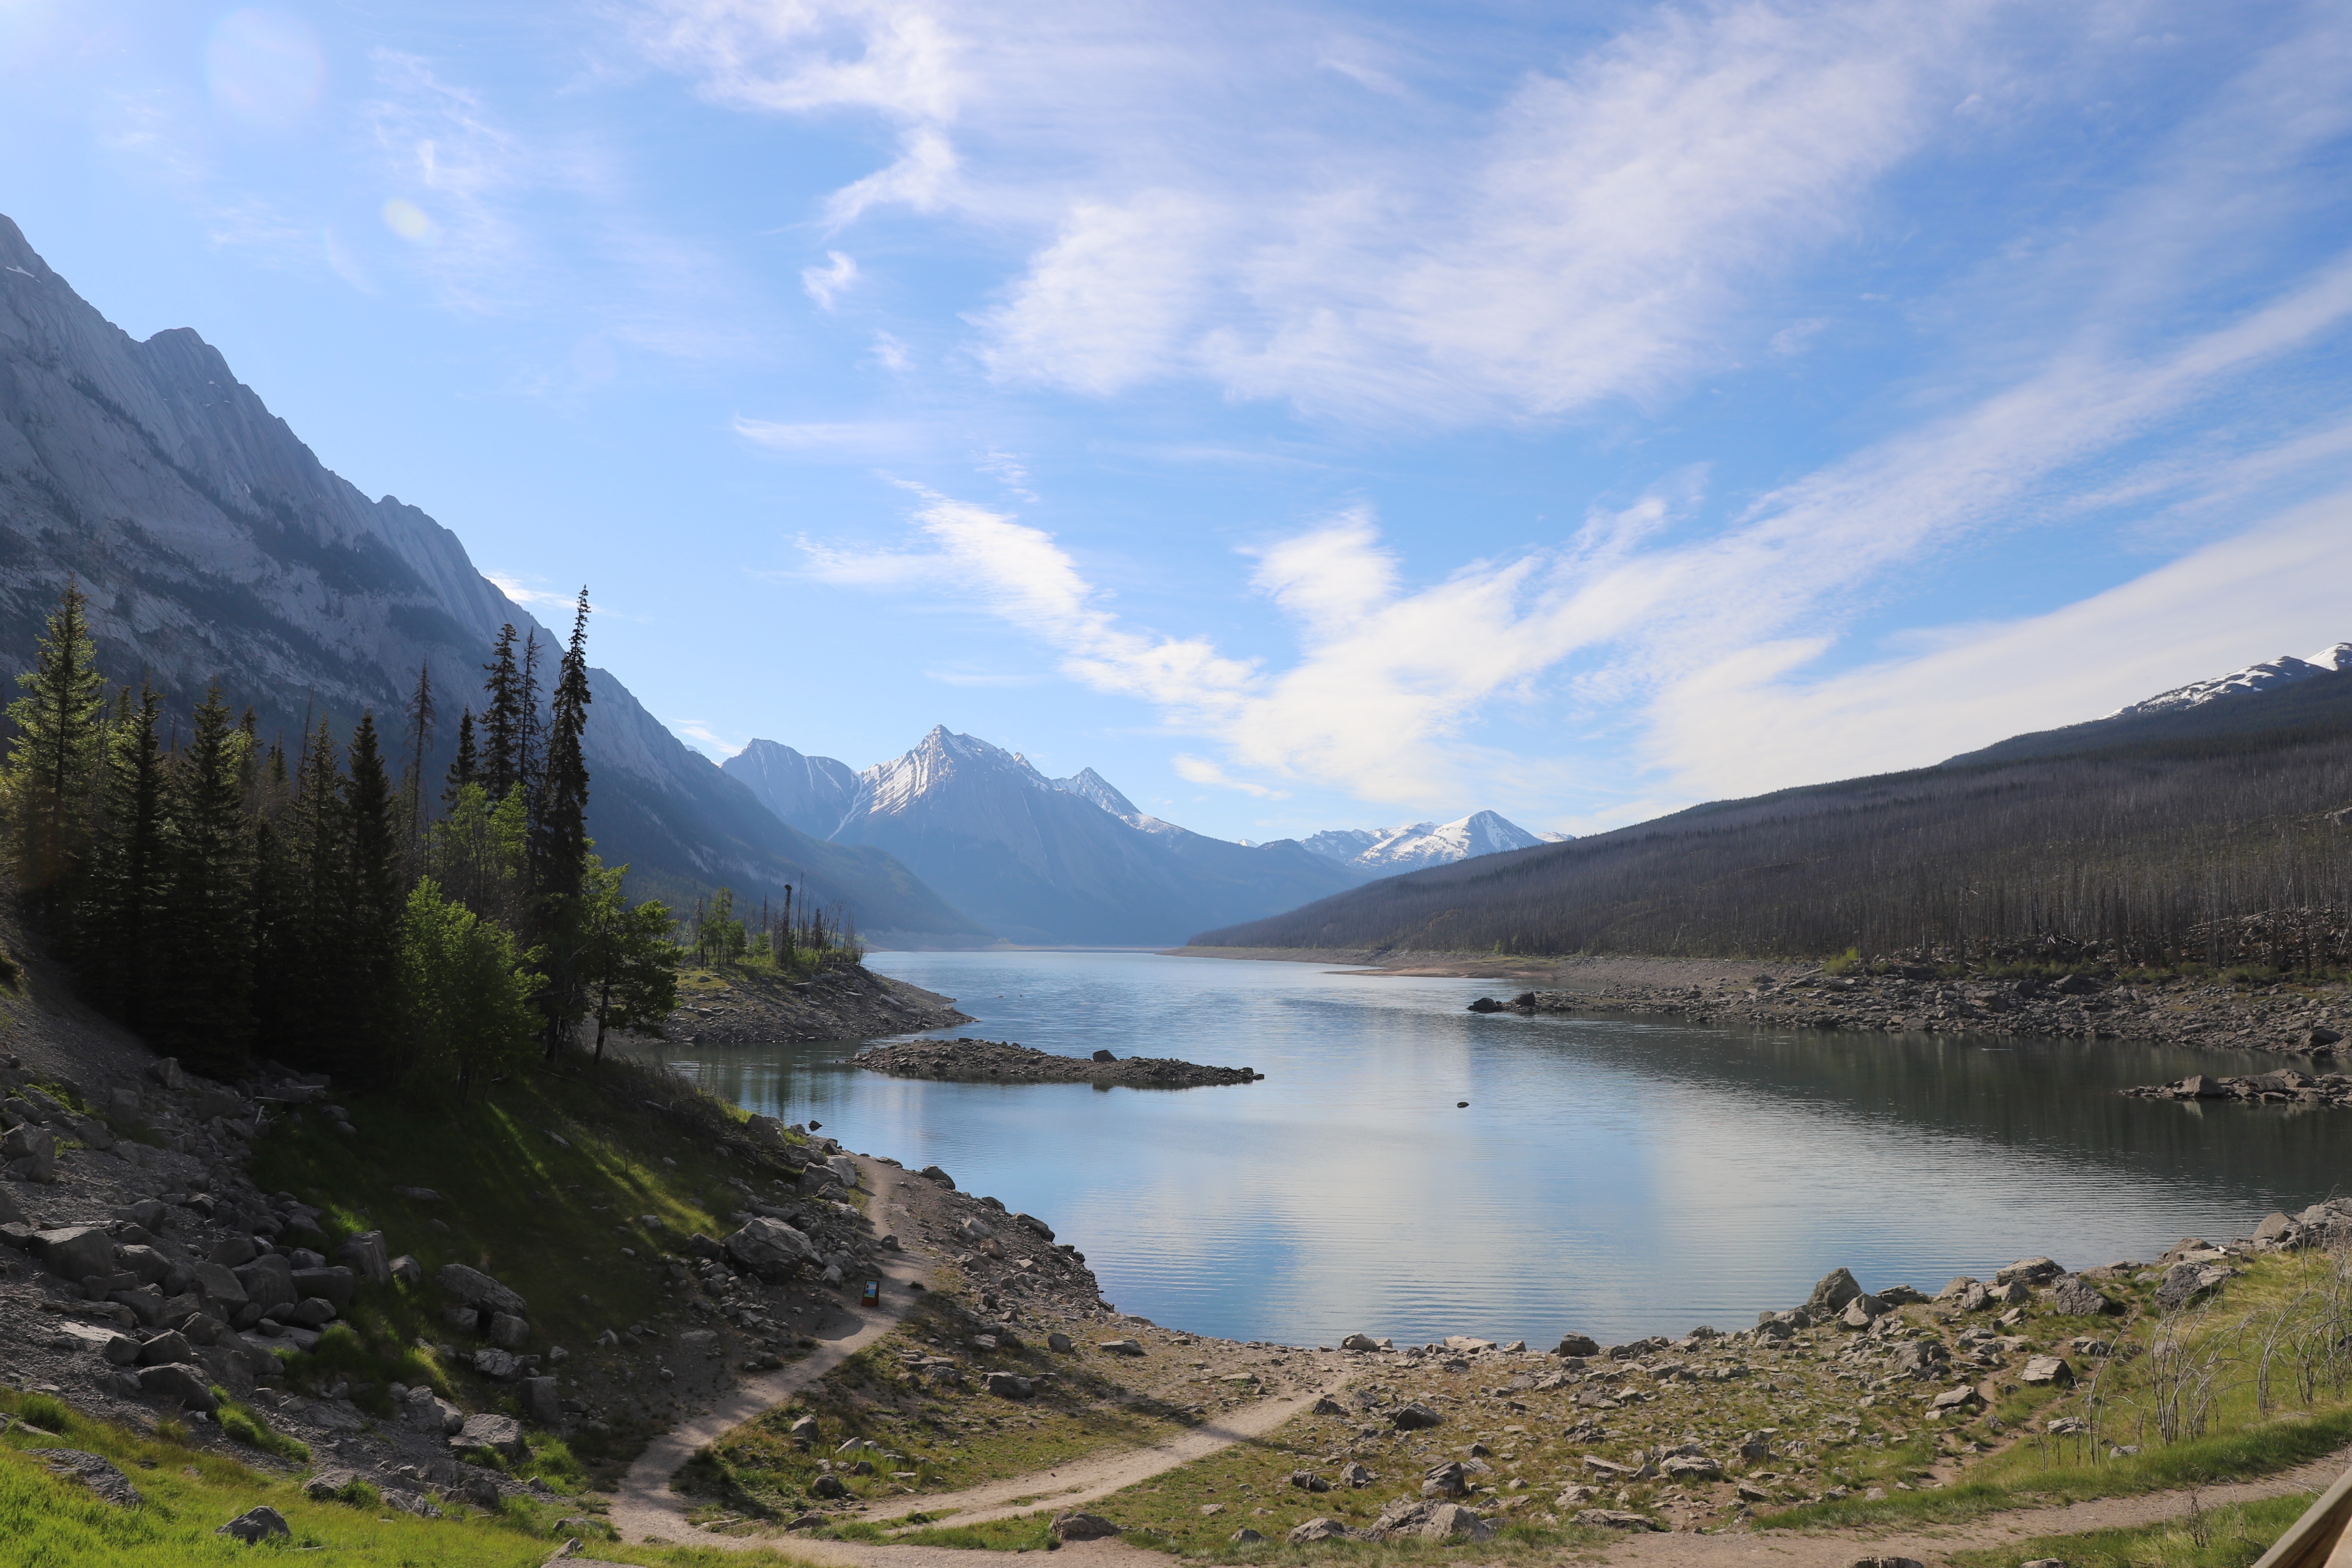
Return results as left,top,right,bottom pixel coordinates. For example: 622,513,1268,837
1287,1517,1351,1543
288,1298,337,1329
1339,1332,1381,1351
1420,1460,1467,1497
810,1474,847,1498
1013,1212,1054,1241
116,1244,172,1287
2256,1211,2295,1243
1467,996,1504,1013
31,1225,115,1283
1098,1338,1143,1356
1555,1332,1601,1357
1311,1395,1347,1415
487,1312,529,1348
1291,1469,1331,1493
919,1165,955,1187
1661,1453,1722,1480
217,1505,291,1543
1375,1500,1495,1541
31,1448,142,1507
1047,1332,1073,1353
192,1262,249,1310
135,1362,219,1411
444,1307,481,1335
1339,1461,1373,1487
1892,1341,1949,1379
1050,1511,1121,1541
137,1330,195,1366
1806,1267,1862,1316
1390,1401,1443,1429
389,1255,421,1286
2157,1261,2231,1312
292,1265,355,1308
436,1262,527,1316
3,1121,56,1179
522,1376,563,1426
982,1371,1034,1399
2022,1356,2074,1386
2045,1275,2114,1316
1840,1293,1887,1328
1229,1528,1265,1544
2306,1027,2344,1050
471,1348,522,1380
458,1412,527,1460
1091,1049,1116,1062
1996,1257,2063,1286
678,1329,719,1356
1850,1559,1927,1568
1576,1509,1662,1531
1929,1385,1980,1411
724,1217,816,1279
2017,1560,2070,1568
233,1254,295,1312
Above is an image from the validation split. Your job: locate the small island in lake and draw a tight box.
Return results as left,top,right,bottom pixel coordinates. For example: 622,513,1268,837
856,1035,1262,1087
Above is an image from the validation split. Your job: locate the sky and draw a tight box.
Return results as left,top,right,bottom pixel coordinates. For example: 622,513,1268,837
3,0,2350,844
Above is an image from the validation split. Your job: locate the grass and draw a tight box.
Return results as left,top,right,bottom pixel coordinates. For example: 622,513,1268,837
0,1387,825,1568
677,1291,1198,1520
1946,1491,2314,1568
212,1395,310,1465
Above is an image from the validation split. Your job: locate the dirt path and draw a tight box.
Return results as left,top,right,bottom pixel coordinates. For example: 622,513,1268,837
1591,1445,2351,1567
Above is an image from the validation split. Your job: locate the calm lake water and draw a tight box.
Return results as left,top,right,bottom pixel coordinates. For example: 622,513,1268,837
632,950,2343,1348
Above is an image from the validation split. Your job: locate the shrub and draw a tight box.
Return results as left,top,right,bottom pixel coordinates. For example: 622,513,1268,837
11,1392,74,1433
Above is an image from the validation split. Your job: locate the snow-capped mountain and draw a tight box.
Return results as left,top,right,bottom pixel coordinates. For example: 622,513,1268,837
1302,811,1561,875
2111,643,2352,717
722,728,1360,945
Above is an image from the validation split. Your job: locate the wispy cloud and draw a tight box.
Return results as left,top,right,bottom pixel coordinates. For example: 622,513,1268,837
801,248,859,309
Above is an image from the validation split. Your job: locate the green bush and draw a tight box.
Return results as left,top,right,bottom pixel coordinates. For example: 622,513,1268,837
10,1392,74,1433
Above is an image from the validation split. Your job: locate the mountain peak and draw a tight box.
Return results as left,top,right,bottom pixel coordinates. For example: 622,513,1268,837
1302,809,1560,874
2111,641,2352,718
1051,766,1143,820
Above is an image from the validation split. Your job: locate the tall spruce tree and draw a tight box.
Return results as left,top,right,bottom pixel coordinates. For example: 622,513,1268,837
517,628,544,818
261,716,348,1066
401,662,436,851
535,590,594,1056
345,713,405,1078
6,582,107,931
154,684,255,1073
443,707,479,808
78,683,164,1024
481,624,522,801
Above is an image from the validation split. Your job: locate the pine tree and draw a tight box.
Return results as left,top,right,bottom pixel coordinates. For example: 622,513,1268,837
518,628,544,818
443,707,478,808
534,590,595,1057
401,662,436,851
482,625,522,802
263,715,348,1066
78,683,164,1024
345,712,405,1078
153,684,256,1073
6,581,107,931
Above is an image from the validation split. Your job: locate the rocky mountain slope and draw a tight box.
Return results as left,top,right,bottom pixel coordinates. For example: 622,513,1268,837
2110,641,2352,717
1301,810,1556,874
0,214,983,944
725,728,1361,945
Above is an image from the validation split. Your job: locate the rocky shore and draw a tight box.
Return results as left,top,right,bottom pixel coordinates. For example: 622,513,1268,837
1467,965,2351,1056
854,1037,1263,1088
654,965,972,1046
2124,1066,2352,1106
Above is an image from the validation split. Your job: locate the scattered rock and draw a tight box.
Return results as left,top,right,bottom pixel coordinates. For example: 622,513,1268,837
1807,1267,1862,1316
217,1506,291,1543
1390,1401,1443,1430
32,1449,142,1507
458,1412,527,1460
1097,1338,1144,1356
1050,1511,1122,1541
2046,1275,2115,1315
1555,1332,1601,1357
1287,1517,1353,1543
1576,1509,1663,1532
2021,1356,2075,1386
982,1371,1034,1400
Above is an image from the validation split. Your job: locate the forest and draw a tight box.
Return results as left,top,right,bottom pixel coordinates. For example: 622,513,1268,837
1197,713,2352,972
1,583,681,1088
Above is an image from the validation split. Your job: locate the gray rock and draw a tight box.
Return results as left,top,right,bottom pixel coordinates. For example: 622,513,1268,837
291,1266,354,1308
1229,1527,1265,1544
31,1448,142,1507
1287,1518,1352,1543
389,1254,422,1286
1097,1338,1143,1356
1420,1460,1467,1497
137,1330,195,1366
192,1262,248,1309
919,1164,955,1187
1046,1332,1073,1353
1051,1512,1121,1541
232,1254,295,1311
1996,1257,2063,1286
1555,1332,1601,1357
436,1262,526,1316
471,1348,522,1380
521,1376,563,1426
2021,1356,2074,1386
1340,1332,1382,1352
487,1311,529,1348
32,1225,115,1283
1661,1453,1722,1480
218,1504,291,1543
724,1217,816,1279
116,1244,172,1286
1840,1293,1888,1327
458,1412,527,1460
1806,1267,1862,1316
2045,1275,2114,1316
287,1297,336,1328
2157,1261,2231,1313
1339,1461,1373,1487
983,1371,1034,1399
1849,1559,1927,1568
1389,1401,1443,1430
1376,1500,1495,1541
1575,1509,1662,1532
134,1362,219,1411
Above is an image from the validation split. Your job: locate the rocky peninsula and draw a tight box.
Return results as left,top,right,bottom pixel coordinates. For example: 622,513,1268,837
854,1037,1263,1088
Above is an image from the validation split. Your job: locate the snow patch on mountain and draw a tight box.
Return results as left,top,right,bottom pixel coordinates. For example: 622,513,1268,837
2111,642,2352,717
1303,810,1560,874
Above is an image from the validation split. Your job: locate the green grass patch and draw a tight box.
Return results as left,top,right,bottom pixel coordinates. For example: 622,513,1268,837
1945,1490,2311,1568
891,1513,1060,1551
212,1396,309,1466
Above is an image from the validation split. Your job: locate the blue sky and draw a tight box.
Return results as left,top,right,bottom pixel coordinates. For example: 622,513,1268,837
4,0,2350,843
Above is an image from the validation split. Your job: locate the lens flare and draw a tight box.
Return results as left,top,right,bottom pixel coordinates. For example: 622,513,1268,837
381,198,435,243
205,8,325,129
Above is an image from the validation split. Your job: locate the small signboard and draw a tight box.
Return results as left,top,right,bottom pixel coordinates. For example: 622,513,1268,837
861,1279,881,1308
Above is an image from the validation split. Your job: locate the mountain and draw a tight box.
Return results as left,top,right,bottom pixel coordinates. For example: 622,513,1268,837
2109,642,2352,718
1194,641,2352,961
723,727,1363,944
0,213,985,944
725,740,861,837
1300,811,1555,875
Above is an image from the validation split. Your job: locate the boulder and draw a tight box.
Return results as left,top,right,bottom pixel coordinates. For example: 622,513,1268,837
303,1470,359,1501
1996,1257,2063,1287
1555,1332,1601,1357
1806,1267,1862,1317
1229,1528,1265,1544
471,1348,522,1380
339,1230,392,1286
32,1225,116,1283
1420,1460,1468,1497
217,1505,290,1543
232,1254,295,1312
1098,1338,1143,1356
487,1312,529,1348
919,1165,955,1188
116,1244,172,1287
1047,1332,1074,1353
1051,1512,1122,1542
1928,1385,1980,1412
1376,1500,1495,1541
521,1376,563,1426
724,1217,816,1279
1339,1461,1373,1487
1340,1332,1382,1352
444,1307,481,1335
2021,1356,2074,1386
135,1362,219,1411
1840,1294,1888,1328
137,1331,195,1366
1850,1559,1927,1568
1288,1518,1352,1543
458,1412,527,1460
1661,1453,1722,1480
2045,1275,2114,1316
3,1120,56,1179
1091,1049,1116,1063
33,1448,144,1507
1291,1470,1331,1493
1311,1395,1346,1415
389,1255,422,1286
983,1371,1034,1399
1575,1509,1662,1532
436,1262,527,1316
2157,1261,2231,1313
1390,1401,1443,1430
287,1298,337,1329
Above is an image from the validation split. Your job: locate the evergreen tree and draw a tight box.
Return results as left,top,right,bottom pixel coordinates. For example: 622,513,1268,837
345,712,405,1077
153,684,255,1073
443,707,478,808
481,624,522,801
78,683,164,1024
261,716,347,1066
401,662,436,851
6,582,107,931
581,859,678,1062
534,591,595,1056
518,628,544,819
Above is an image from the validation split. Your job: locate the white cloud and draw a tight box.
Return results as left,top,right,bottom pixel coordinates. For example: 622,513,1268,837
732,415,925,456
668,717,747,758
1173,753,1289,799
801,248,859,309
629,0,964,122
487,571,581,611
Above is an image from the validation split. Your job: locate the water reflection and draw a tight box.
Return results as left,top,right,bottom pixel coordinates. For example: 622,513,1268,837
630,951,2340,1345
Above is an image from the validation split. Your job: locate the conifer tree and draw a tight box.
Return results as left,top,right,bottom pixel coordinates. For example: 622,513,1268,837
6,582,107,930
154,683,255,1072
443,707,478,808
261,716,348,1065
345,712,404,1075
401,662,435,850
534,591,594,1055
518,628,544,817
482,624,522,801
78,683,164,1024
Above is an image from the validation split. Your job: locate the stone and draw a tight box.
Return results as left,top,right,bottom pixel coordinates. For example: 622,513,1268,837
1287,1518,1351,1543
487,1312,529,1348
31,1448,142,1507
724,1217,816,1279
389,1254,422,1286
2255,1211,2295,1243
1661,1453,1722,1480
1098,1338,1144,1356
1849,1559,1927,1568
2022,1356,2074,1386
919,1165,955,1187
1051,1511,1121,1541
444,1307,481,1335
521,1375,563,1426
1047,1331,1073,1353
2046,1275,2114,1316
1806,1267,1862,1316
678,1329,719,1356
303,1470,358,1501
292,1266,355,1308
471,1348,522,1380
1291,1470,1331,1493
1420,1460,1467,1497
1576,1509,1662,1531
459,1412,527,1460
1229,1528,1265,1544
1340,1332,1383,1351
233,1254,295,1312
1339,1461,1373,1487
31,1225,116,1283
100,1331,141,1365
217,1505,291,1543
3,1120,56,1178
287,1298,337,1329
1311,1395,1346,1415
436,1262,527,1316
2157,1262,2232,1312
1555,1332,1601,1357
1390,1401,1443,1429
137,1330,195,1366
1996,1257,2063,1286
209,1237,258,1269
135,1362,219,1411
1840,1294,1887,1328
116,1244,172,1287
983,1371,1034,1399
1091,1048,1117,1062
1929,1385,1980,1411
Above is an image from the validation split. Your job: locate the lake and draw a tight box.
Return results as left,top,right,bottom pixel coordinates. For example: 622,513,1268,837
630,949,2340,1348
